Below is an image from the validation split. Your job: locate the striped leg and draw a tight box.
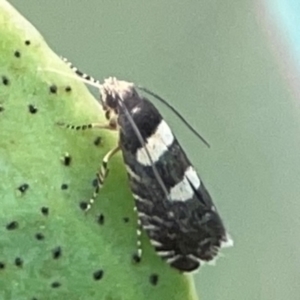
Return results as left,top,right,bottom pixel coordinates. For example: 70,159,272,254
88,145,120,209
56,121,116,131
60,56,100,85
130,204,146,264
132,216,143,264
57,121,118,210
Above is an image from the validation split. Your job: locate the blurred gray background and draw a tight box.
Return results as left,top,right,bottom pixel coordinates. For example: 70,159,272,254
9,1,300,299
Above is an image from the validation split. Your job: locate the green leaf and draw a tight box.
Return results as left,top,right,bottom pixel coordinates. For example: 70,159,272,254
0,1,198,299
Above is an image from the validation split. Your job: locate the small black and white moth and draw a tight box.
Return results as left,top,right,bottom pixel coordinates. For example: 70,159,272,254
57,60,233,272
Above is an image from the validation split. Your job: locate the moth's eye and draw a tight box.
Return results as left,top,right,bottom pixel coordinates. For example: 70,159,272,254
106,95,120,110
105,110,110,120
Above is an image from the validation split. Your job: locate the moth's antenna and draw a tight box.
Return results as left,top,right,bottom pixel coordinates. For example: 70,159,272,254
60,57,100,85
39,62,105,106
117,99,170,200
58,58,210,149
137,86,210,148
39,67,101,89
59,57,106,106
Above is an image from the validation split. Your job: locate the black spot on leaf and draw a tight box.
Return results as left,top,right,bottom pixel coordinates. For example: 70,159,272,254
15,257,23,267
93,269,104,281
14,51,21,58
2,76,9,85
49,84,57,94
51,281,61,288
0,105,4,112
25,40,31,46
18,183,29,194
52,246,62,259
149,274,159,286
0,262,5,269
6,221,18,230
123,217,129,223
35,233,45,240
93,136,102,146
97,214,105,225
79,201,89,211
28,104,38,114
61,183,68,190
41,206,49,216
65,86,72,92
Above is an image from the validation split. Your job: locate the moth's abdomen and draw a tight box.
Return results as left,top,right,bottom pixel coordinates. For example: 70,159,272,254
132,184,229,272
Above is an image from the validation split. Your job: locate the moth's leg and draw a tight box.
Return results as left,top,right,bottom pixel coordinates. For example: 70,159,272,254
56,121,117,131
88,145,121,209
57,119,119,211
132,211,143,264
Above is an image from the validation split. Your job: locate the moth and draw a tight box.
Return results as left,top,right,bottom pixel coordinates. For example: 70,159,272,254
54,59,233,272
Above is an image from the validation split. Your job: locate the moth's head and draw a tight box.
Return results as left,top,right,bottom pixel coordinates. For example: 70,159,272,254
100,77,135,110
100,77,138,128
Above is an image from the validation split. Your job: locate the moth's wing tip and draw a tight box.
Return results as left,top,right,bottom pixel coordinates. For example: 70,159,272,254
221,233,234,248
